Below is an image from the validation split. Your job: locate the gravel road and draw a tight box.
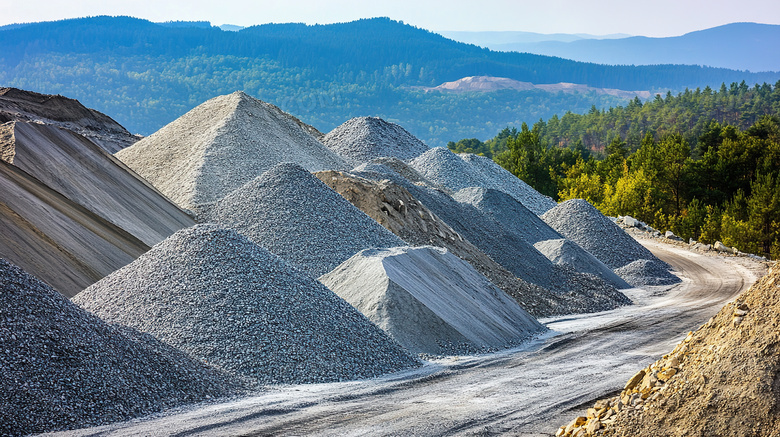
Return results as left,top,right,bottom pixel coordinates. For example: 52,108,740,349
51,239,766,437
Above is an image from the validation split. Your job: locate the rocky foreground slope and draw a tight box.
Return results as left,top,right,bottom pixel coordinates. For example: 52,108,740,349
556,264,780,437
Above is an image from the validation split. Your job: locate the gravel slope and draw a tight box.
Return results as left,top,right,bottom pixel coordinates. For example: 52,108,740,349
73,225,420,385
0,258,240,437
322,117,429,166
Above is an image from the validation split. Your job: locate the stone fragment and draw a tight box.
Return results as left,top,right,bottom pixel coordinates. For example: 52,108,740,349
586,419,601,433
625,368,646,390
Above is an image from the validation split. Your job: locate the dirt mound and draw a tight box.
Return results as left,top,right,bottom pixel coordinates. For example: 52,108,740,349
0,87,138,153
0,258,239,436
320,246,546,355
556,265,780,437
73,224,420,385
322,116,429,166
115,91,347,211
204,163,404,278
0,121,195,246
315,170,563,317
534,239,631,290
0,160,148,297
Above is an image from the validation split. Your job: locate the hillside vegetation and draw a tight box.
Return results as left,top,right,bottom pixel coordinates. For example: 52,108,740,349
450,82,780,259
1,17,779,145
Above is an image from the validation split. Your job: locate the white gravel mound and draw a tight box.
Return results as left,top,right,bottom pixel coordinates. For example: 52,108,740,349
533,239,632,290
73,224,420,385
613,259,682,287
0,258,239,436
115,91,347,211
320,246,546,355
204,162,405,278
323,117,430,166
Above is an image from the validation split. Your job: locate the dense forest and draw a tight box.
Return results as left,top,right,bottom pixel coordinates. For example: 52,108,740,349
450,82,780,259
2,16,779,145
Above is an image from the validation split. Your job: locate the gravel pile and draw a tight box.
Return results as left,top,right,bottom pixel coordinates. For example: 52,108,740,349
533,239,632,290
73,225,420,385
320,246,545,356
350,165,631,312
0,258,240,436
115,91,347,211
322,117,429,166
613,259,682,287
408,148,557,215
203,163,405,278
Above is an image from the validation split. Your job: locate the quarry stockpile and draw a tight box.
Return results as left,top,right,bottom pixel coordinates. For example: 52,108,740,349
541,199,680,286
320,246,546,355
0,160,148,297
204,163,405,278
351,163,632,313
408,147,557,215
73,225,419,385
556,265,780,437
0,120,195,246
0,87,138,153
115,91,347,211
315,170,563,317
533,239,631,290
0,258,239,437
322,116,430,166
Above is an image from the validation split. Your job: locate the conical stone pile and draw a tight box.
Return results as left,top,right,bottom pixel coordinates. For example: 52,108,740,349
322,116,430,166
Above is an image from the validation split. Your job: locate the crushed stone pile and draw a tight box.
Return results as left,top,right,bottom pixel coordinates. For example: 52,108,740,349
322,116,429,166
350,164,632,313
534,239,632,290
115,91,347,211
369,156,447,190
556,265,780,437
203,163,405,278
320,246,546,356
541,199,679,285
73,224,420,384
408,147,557,215
0,258,240,436
613,259,682,287
315,170,563,317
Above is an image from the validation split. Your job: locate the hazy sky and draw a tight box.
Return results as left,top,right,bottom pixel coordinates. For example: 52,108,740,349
2,0,780,37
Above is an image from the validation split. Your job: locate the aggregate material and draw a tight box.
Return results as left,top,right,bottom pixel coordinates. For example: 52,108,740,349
0,258,240,437
408,148,557,215
320,246,546,356
613,258,683,287
203,162,405,278
73,224,420,385
533,238,632,290
322,116,430,166
115,91,347,211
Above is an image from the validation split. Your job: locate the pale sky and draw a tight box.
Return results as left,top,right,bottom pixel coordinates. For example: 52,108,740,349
1,0,779,37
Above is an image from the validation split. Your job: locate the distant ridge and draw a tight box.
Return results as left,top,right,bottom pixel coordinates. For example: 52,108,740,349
423,76,652,99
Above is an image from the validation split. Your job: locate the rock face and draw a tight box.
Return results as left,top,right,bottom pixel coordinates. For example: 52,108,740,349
0,120,195,246
557,265,780,437
115,91,347,211
320,246,546,355
0,258,240,437
322,116,429,166
0,87,138,153
73,225,420,384
0,160,148,297
204,163,405,278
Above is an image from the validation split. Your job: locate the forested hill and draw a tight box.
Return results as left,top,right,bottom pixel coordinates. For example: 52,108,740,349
2,16,779,143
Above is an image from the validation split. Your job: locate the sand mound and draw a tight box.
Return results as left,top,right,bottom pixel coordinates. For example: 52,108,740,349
115,91,347,211
322,116,429,166
558,265,780,437
204,163,405,278
320,246,545,355
0,258,238,436
73,225,419,384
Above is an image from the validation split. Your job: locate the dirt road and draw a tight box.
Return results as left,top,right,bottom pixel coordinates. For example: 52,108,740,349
58,240,766,437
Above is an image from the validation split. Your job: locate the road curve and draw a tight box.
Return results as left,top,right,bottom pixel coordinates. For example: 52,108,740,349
59,240,765,437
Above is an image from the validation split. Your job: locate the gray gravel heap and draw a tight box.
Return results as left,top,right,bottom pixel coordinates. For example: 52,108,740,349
322,117,430,166
613,259,682,287
115,91,347,211
350,165,632,312
408,148,557,215
73,224,420,385
320,246,546,356
203,162,405,278
533,239,632,290
0,258,240,437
